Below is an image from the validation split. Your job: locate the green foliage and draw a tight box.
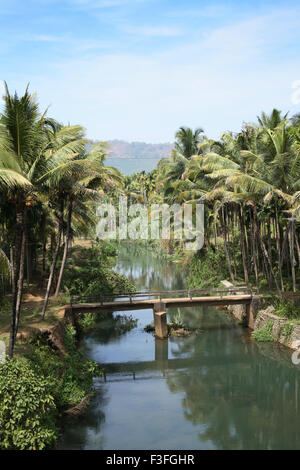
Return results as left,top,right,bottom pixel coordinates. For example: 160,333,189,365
188,247,228,289
273,299,300,320
64,325,77,352
27,337,101,410
169,310,185,328
282,322,293,339
252,320,274,342
63,242,135,297
78,313,97,332
0,358,57,450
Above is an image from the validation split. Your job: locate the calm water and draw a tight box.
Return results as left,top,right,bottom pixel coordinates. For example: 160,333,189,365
60,244,300,450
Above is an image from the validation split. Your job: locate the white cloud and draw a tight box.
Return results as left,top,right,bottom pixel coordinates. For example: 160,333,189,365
122,25,182,37
5,6,300,142
67,0,146,8
24,34,65,43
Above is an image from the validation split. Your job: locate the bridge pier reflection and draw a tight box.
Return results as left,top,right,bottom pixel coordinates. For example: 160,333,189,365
155,337,169,366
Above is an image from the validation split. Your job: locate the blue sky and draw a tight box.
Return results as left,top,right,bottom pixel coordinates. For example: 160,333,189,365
1,0,300,143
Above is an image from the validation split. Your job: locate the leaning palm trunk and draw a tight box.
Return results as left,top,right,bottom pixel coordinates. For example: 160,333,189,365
55,199,73,298
295,232,300,266
41,201,64,319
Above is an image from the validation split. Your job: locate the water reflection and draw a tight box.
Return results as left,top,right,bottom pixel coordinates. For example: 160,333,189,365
115,243,186,292
59,244,300,450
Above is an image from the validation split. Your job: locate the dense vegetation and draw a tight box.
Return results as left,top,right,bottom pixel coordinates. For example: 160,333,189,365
62,242,135,298
0,326,100,450
125,116,300,295
0,84,124,357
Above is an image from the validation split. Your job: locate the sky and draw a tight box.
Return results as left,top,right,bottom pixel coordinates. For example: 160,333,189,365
1,0,300,143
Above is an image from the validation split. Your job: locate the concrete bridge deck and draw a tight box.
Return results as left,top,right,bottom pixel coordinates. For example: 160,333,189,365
69,287,255,339
71,294,252,312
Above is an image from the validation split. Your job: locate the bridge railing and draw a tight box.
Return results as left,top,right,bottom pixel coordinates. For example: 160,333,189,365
70,286,253,306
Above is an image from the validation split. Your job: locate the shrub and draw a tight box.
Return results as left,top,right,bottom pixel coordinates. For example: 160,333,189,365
62,243,135,298
0,358,57,450
252,320,274,342
273,299,300,320
78,313,97,331
27,339,100,410
188,247,228,289
282,322,293,339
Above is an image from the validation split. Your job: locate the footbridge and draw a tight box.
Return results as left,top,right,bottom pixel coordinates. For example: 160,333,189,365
70,286,255,338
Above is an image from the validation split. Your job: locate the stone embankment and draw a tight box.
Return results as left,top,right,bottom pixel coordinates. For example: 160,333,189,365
222,281,300,351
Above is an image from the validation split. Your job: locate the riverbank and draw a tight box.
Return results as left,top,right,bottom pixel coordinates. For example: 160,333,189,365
226,285,300,350
0,240,136,450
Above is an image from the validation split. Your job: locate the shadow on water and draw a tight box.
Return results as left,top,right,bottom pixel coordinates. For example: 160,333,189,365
59,243,300,450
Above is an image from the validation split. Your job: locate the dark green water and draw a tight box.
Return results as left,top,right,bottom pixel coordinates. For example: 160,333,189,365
60,245,300,450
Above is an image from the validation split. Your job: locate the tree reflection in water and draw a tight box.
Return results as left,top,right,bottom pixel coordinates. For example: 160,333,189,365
59,244,300,450
165,318,300,450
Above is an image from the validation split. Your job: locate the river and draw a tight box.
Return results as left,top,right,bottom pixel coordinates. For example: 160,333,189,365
59,244,300,450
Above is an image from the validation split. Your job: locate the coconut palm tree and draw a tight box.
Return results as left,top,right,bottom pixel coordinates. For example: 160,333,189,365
40,139,124,317
0,83,60,357
53,142,123,299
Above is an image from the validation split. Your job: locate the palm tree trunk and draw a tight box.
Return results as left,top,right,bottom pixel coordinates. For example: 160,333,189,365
55,199,73,297
220,207,235,283
253,206,281,296
289,218,297,293
295,230,300,266
42,240,47,273
14,223,26,339
280,227,289,274
275,203,284,291
267,221,272,263
238,206,249,284
214,217,217,247
9,245,14,288
41,199,64,320
8,205,25,358
26,234,31,286
250,209,259,290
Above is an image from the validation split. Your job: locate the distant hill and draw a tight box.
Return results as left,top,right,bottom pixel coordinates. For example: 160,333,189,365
107,140,174,160
97,139,174,175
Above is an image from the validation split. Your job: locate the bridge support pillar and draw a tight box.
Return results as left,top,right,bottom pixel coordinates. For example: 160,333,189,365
153,306,168,339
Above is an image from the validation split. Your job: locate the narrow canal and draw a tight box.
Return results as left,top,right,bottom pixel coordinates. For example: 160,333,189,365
60,244,300,450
